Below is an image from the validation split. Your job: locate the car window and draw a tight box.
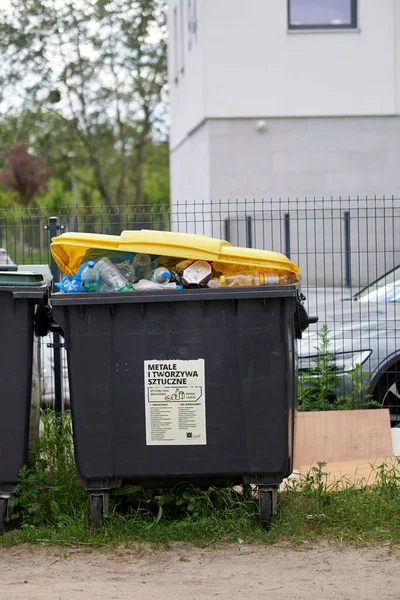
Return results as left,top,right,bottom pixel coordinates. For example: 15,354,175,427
356,266,400,303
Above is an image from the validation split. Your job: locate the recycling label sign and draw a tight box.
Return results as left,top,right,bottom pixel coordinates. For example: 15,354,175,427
144,359,206,446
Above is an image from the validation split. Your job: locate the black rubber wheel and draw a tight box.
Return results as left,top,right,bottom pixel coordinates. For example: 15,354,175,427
0,498,8,534
90,495,103,529
372,366,400,427
259,491,273,530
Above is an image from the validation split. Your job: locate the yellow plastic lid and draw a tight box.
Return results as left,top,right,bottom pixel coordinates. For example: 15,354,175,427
50,229,301,280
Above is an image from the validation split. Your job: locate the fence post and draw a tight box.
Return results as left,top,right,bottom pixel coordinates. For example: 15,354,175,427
224,219,230,243
246,216,253,248
284,213,290,259
344,212,351,288
44,216,64,412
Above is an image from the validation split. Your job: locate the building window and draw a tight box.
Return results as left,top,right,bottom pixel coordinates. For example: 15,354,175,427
288,0,357,30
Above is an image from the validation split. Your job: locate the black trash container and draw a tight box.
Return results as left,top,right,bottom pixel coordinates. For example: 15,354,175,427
0,274,50,532
52,285,309,528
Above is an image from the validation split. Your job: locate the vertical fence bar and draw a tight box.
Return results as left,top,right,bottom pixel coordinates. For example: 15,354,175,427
246,215,252,248
344,211,351,288
284,213,290,259
48,216,63,413
224,219,230,243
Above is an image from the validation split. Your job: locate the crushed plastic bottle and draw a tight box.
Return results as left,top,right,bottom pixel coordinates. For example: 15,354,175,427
207,272,296,288
133,279,181,291
96,257,132,291
151,266,171,284
81,261,100,292
115,260,135,284
55,273,85,293
133,253,152,281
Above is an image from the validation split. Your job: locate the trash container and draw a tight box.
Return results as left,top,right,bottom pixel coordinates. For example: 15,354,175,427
0,268,50,532
50,230,311,528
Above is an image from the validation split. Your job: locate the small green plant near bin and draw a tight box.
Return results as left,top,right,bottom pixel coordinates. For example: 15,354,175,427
274,458,400,544
2,409,399,547
0,411,400,552
298,325,379,412
336,363,380,410
8,410,87,527
2,451,400,547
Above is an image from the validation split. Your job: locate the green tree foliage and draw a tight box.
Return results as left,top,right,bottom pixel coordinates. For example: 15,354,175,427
0,0,169,212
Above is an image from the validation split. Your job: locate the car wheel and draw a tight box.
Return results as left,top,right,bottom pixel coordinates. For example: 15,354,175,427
372,364,400,427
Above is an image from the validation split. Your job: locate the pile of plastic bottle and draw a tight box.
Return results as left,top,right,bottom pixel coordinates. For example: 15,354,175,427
55,249,298,294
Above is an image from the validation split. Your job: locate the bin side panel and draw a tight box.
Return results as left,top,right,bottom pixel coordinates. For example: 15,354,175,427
54,293,297,488
0,294,34,491
236,297,296,478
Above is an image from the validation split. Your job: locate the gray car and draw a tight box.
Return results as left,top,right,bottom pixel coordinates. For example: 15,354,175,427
299,267,400,427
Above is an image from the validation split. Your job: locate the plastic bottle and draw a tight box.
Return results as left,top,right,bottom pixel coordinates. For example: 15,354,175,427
212,262,259,276
96,257,132,291
133,253,152,281
212,262,300,282
133,279,180,291
115,260,135,283
151,266,171,284
81,261,100,292
207,272,295,288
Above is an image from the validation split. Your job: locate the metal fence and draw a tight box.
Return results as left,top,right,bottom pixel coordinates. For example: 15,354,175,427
1,197,399,424
2,198,399,287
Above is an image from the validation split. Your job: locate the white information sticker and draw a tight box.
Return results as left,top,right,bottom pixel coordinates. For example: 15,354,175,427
144,359,206,446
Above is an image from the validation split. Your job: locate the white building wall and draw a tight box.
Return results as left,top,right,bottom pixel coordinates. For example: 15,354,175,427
169,0,400,152
203,0,396,119
207,116,400,199
169,122,213,234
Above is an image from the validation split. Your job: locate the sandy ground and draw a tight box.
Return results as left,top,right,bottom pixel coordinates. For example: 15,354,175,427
0,542,399,599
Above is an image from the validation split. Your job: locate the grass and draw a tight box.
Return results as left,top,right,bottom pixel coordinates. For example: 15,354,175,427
1,411,399,549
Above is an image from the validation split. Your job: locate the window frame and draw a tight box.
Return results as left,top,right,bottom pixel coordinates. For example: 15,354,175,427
173,5,179,84
287,0,358,31
180,0,185,73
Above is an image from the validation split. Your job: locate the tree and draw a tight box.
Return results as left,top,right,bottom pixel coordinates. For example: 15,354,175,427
0,142,49,205
0,0,168,215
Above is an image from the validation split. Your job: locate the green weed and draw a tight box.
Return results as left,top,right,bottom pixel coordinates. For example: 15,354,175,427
298,325,340,411
298,325,378,411
273,460,400,544
8,410,87,526
2,411,399,548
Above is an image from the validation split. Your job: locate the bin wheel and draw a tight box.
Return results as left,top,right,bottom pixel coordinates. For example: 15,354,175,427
0,498,8,534
259,491,273,530
90,495,103,529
